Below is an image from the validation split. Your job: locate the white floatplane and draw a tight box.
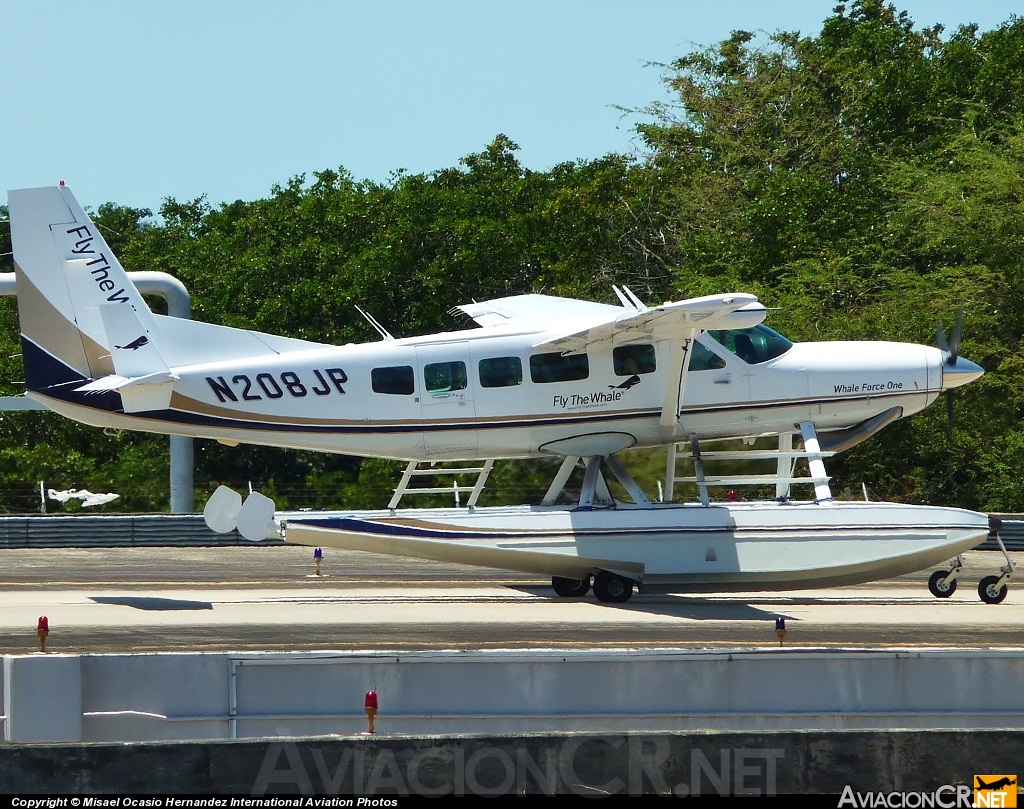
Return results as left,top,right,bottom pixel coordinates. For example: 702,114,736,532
7,184,1010,604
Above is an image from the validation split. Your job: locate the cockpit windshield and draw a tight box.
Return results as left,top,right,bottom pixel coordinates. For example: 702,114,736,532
706,324,793,365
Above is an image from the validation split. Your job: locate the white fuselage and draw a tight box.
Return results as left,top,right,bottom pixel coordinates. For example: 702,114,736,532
35,322,944,461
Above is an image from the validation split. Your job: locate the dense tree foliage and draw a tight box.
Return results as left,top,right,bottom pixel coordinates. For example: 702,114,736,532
1,1,1022,513
634,0,1024,510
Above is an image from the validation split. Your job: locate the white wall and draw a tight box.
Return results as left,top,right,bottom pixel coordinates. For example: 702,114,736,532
4,648,1023,743
4,655,82,742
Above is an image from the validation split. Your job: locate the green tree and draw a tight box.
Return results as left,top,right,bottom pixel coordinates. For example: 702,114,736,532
633,2,1024,508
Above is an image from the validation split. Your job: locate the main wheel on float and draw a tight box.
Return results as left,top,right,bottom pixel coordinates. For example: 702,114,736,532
593,571,633,604
552,575,591,597
978,575,1008,604
928,569,957,598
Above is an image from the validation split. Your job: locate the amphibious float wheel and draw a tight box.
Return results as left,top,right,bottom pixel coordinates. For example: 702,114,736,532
978,575,1008,604
593,571,633,604
552,575,591,597
928,570,957,598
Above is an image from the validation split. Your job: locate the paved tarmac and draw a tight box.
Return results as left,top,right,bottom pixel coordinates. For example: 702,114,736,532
0,546,1020,654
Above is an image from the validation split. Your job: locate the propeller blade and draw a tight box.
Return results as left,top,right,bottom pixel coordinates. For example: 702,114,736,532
936,322,948,355
948,307,964,364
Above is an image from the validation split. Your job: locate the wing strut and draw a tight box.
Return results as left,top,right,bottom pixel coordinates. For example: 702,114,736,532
799,422,834,503
690,433,710,506
660,339,693,437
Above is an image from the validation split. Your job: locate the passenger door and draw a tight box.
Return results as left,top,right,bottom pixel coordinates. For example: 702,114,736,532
416,343,477,456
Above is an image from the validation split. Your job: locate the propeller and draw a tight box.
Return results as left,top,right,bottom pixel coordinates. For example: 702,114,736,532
935,306,965,439
935,306,964,365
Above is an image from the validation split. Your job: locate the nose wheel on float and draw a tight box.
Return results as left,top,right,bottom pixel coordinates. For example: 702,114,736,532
928,524,1016,603
978,572,1011,604
928,556,963,598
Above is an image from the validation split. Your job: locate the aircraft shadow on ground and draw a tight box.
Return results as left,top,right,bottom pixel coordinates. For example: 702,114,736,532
511,585,947,616
90,596,214,611
506,585,788,621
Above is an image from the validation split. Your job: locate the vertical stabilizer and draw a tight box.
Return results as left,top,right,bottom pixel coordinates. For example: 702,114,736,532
9,185,158,388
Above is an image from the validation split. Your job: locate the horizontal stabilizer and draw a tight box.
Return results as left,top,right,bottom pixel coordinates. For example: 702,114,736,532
75,372,178,393
75,371,177,412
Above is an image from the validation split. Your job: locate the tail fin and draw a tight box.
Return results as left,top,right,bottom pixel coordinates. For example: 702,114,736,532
9,184,159,390
74,302,176,412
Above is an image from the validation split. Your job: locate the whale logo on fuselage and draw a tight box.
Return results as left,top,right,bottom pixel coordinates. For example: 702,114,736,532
609,374,641,391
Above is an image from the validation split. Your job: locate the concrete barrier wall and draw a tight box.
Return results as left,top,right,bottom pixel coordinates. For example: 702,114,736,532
3,655,81,742
0,514,281,548
4,649,1024,743
1,730,1023,795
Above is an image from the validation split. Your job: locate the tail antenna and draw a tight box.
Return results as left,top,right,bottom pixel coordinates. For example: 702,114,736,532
355,305,395,341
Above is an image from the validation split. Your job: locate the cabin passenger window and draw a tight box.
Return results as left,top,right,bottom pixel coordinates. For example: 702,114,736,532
613,344,656,375
530,352,590,383
687,340,727,371
479,356,523,388
371,365,415,395
424,361,467,393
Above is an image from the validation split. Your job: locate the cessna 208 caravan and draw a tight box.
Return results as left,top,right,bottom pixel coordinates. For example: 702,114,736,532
8,184,1012,604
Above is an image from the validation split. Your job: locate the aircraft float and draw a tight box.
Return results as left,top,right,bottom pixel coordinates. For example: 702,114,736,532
7,184,1014,604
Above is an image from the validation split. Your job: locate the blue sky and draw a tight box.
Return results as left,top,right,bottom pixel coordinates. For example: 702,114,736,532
4,1,1020,212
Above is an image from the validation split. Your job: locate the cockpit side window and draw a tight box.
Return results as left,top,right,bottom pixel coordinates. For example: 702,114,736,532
706,325,793,365
687,339,727,371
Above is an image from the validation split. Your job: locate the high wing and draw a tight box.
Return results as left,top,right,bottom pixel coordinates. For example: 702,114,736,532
459,290,767,434
532,293,766,353
456,293,621,329
456,291,766,349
